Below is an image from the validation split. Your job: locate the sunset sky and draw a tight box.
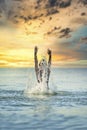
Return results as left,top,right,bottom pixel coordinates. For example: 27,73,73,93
0,0,87,68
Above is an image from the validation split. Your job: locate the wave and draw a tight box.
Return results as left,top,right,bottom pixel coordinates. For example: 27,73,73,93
0,88,87,106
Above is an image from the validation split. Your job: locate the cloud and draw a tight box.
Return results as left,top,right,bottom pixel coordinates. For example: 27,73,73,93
0,0,87,68
0,60,8,67
80,37,87,43
78,0,87,5
13,0,23,1
0,0,86,24
0,48,33,67
71,17,87,25
45,26,61,36
48,0,57,7
52,26,87,62
0,0,72,25
37,0,72,8
59,27,72,38
45,27,72,39
46,8,59,16
0,0,5,9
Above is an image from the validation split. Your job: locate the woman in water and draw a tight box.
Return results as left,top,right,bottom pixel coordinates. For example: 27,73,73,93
34,46,52,89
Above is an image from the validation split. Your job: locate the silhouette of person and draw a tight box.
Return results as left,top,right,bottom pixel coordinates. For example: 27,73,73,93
34,46,52,89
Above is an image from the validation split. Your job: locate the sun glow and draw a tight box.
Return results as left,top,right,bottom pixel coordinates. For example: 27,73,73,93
0,0,87,68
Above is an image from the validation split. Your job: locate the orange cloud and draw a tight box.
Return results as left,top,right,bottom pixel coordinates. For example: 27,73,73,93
0,0,87,68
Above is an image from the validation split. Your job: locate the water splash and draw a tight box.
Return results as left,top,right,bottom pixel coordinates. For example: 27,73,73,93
24,69,57,96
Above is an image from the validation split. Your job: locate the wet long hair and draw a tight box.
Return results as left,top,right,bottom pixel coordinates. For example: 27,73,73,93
39,58,47,70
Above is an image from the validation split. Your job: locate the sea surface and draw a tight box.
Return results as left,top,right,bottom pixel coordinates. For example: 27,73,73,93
0,68,87,130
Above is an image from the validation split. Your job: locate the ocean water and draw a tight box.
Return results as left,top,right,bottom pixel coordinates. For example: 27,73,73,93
0,68,87,130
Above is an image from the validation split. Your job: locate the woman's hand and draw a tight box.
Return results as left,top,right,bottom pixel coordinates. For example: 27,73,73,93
34,46,38,54
47,49,51,55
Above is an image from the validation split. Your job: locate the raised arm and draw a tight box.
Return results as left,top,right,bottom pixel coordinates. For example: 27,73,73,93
34,46,38,81
47,49,52,67
47,49,52,87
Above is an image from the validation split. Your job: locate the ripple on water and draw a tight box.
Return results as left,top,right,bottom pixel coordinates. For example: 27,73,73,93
0,89,87,130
